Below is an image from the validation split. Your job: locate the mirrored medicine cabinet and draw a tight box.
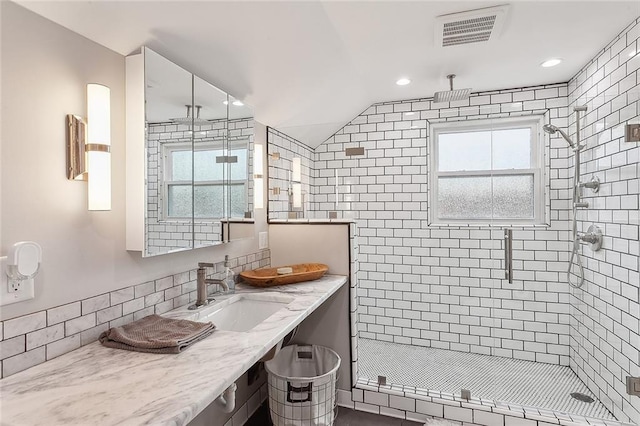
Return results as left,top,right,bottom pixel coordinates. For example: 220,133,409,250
126,47,256,257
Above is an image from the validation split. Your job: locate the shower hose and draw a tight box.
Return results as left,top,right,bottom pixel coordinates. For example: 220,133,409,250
568,184,585,288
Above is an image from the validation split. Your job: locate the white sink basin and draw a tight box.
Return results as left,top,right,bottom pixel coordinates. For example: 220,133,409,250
200,293,294,332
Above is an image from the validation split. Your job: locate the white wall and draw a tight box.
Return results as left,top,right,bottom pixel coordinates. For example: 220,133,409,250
0,2,267,321
567,17,639,424
269,223,352,391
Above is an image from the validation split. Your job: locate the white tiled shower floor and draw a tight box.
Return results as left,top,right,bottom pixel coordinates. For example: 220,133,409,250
358,338,615,421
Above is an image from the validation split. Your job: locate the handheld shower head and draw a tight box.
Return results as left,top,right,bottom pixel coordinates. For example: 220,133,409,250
543,124,576,149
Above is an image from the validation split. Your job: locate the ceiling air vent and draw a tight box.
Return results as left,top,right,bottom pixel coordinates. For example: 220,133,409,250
435,5,509,47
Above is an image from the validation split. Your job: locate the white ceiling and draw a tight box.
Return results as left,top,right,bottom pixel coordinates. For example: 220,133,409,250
16,1,640,147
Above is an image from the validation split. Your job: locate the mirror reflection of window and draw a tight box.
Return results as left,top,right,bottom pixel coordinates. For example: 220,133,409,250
162,140,250,220
228,142,249,218
163,143,225,219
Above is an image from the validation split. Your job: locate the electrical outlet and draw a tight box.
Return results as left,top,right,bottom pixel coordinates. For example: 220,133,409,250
258,232,268,249
0,256,35,306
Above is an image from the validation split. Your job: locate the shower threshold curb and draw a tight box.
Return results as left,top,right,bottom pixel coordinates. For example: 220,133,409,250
354,378,634,426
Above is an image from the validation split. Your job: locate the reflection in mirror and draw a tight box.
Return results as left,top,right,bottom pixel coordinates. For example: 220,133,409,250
144,48,195,256
227,95,254,222
192,76,227,249
133,47,256,256
267,128,314,220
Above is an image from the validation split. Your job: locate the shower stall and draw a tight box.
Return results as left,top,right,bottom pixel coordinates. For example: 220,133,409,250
354,101,622,422
348,90,638,424
267,17,639,426
336,84,637,425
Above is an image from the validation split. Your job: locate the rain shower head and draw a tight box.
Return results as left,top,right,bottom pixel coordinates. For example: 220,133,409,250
543,124,576,149
171,105,211,126
433,74,471,103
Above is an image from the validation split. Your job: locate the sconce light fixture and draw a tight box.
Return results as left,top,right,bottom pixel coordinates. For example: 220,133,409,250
292,183,302,208
66,84,111,210
292,157,301,182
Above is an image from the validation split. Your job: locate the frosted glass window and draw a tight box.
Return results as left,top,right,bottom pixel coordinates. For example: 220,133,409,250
438,177,492,219
194,149,224,181
164,143,248,219
171,151,192,181
492,175,534,218
229,148,248,180
168,185,193,217
194,185,224,218
229,184,246,217
430,117,543,224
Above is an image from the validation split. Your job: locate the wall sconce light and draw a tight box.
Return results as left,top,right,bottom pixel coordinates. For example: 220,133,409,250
292,183,302,208
292,157,301,182
66,83,111,211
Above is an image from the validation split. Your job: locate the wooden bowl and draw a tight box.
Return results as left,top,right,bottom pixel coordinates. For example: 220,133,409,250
239,263,329,287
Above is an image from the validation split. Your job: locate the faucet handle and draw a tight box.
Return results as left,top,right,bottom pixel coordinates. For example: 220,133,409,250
198,262,215,268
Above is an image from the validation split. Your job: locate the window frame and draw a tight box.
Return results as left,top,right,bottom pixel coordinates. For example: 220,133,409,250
429,116,545,226
161,140,250,221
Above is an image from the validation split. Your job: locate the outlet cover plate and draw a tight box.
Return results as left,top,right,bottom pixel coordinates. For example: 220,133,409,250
0,256,35,306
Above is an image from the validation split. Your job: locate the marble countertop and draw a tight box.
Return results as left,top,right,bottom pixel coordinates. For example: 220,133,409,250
0,275,347,426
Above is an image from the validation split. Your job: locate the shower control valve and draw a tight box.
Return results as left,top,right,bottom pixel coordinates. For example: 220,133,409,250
577,225,603,251
579,176,600,193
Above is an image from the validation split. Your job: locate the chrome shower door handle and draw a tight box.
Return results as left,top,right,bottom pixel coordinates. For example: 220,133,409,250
504,229,513,283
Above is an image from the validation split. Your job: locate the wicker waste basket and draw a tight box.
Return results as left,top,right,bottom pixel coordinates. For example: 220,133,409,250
265,344,341,426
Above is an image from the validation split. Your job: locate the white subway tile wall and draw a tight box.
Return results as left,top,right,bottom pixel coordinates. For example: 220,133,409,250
566,18,640,425
311,84,573,382
267,128,315,219
146,118,255,254
0,250,270,379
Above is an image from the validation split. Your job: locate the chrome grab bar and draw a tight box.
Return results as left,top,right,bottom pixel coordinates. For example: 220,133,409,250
504,229,513,283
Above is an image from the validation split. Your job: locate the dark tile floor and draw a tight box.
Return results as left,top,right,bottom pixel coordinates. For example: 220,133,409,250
246,402,423,425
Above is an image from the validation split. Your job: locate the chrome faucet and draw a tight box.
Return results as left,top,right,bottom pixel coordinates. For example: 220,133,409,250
188,262,229,310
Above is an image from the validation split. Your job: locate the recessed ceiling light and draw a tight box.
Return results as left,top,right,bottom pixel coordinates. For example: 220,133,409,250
396,78,411,86
223,100,228,105
541,58,562,68
232,100,244,106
